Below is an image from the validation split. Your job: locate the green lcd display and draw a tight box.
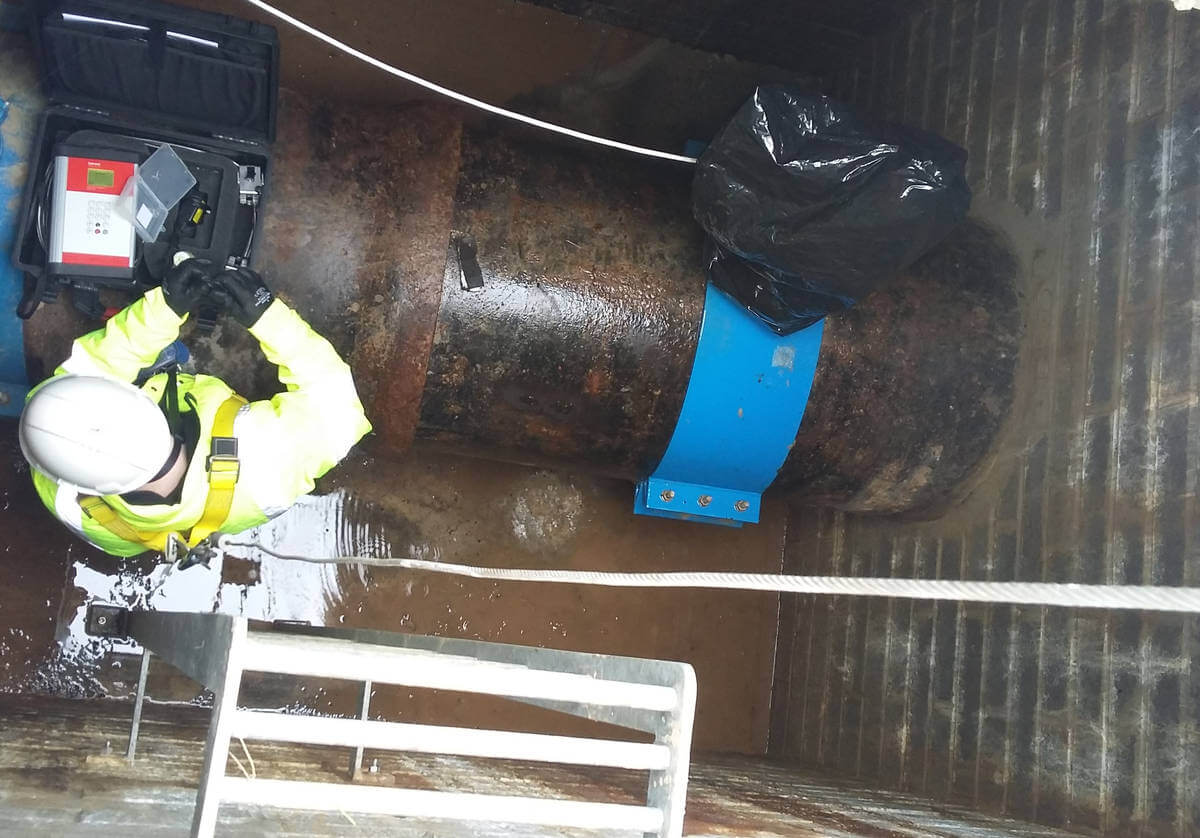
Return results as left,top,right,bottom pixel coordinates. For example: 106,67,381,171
87,168,115,188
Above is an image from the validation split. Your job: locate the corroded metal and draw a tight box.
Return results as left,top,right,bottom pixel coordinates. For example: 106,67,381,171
415,127,704,477
775,220,1022,513
410,126,1019,512
253,94,463,450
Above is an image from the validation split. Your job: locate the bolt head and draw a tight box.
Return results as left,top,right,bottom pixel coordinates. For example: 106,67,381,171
660,489,675,502
734,499,750,512
697,494,713,507
97,616,108,626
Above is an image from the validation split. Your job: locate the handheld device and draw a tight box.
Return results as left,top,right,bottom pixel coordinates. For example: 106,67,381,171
47,144,141,280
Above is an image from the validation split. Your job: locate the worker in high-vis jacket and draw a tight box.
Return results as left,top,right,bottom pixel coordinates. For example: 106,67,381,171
18,260,372,558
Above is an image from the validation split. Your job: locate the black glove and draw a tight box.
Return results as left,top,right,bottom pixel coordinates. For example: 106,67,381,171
215,267,275,327
161,258,215,318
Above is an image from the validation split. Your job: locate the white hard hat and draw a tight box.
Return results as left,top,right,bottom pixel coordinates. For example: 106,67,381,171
19,375,175,496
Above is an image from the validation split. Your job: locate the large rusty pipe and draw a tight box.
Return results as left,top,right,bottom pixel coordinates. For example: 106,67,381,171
259,102,1020,515
407,128,1018,513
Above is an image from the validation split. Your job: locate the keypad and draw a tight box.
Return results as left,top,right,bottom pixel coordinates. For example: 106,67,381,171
86,199,111,236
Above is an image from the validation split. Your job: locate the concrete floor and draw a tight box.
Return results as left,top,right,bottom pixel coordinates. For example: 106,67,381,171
0,5,807,755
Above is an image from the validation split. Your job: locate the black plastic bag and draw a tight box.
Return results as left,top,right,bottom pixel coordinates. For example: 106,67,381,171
693,87,971,334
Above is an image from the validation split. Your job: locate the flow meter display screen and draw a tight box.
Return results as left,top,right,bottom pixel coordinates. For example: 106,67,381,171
86,168,115,188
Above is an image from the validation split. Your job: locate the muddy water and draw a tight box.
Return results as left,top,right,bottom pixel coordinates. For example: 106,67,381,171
0,425,95,696
34,446,786,753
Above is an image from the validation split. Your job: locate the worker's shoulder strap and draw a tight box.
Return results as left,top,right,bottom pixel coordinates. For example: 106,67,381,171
190,394,248,545
78,495,171,551
79,393,248,552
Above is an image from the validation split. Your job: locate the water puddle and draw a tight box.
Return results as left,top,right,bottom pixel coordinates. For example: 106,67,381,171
15,458,781,752
45,491,390,696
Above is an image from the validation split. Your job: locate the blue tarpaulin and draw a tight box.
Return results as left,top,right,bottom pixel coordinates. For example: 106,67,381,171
0,95,30,414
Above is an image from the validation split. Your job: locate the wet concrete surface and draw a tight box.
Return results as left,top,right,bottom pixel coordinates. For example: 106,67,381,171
17,450,787,753
9,298,790,750
0,17,801,754
0,427,77,694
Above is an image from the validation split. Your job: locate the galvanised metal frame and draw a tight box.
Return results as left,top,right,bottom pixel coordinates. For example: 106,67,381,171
122,610,697,838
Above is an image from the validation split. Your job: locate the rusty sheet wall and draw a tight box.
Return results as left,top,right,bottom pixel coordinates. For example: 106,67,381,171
775,0,1200,835
513,0,907,74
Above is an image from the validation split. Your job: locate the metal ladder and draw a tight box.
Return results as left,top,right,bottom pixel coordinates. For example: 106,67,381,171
103,608,696,837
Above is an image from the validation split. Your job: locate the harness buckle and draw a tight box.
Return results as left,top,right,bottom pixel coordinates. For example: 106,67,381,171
165,532,186,565
206,436,240,483
177,536,220,570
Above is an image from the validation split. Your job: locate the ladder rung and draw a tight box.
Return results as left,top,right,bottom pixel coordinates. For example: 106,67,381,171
243,633,678,712
219,777,664,833
230,710,671,770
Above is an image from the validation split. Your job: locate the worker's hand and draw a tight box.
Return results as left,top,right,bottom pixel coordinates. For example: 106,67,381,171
161,258,215,318
216,267,275,327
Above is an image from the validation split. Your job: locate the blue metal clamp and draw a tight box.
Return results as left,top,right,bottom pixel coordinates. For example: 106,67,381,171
634,282,823,527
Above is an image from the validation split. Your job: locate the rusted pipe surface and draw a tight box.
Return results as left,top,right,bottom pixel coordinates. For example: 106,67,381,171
253,94,463,449
776,220,1022,512
415,128,704,477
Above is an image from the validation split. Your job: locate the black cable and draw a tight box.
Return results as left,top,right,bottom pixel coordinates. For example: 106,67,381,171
35,160,53,250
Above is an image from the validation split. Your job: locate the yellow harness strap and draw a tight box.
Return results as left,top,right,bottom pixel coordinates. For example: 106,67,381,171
80,394,247,552
189,395,246,544
79,496,172,551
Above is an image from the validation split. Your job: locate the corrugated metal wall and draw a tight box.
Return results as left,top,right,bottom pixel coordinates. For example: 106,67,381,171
516,0,905,71
775,1,1200,836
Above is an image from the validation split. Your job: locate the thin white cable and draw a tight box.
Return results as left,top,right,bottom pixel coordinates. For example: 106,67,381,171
221,541,1200,614
241,0,699,165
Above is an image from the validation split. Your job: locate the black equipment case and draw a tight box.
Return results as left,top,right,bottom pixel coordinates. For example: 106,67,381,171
11,0,279,321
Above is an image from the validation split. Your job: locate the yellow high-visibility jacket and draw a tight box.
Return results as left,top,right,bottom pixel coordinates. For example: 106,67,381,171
31,287,372,556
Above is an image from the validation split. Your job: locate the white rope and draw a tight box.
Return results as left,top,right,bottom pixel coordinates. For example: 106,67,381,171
238,737,257,779
221,541,1200,614
241,0,699,165
229,737,256,780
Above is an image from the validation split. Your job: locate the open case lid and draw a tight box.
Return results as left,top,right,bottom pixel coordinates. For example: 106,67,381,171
29,0,279,144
